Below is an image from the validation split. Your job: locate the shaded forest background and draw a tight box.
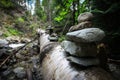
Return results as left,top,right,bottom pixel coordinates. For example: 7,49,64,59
0,0,120,59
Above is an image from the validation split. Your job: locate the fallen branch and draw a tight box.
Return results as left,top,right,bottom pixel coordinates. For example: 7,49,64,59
108,58,120,64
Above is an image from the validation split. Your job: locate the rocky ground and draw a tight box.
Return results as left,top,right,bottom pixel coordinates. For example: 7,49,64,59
0,36,42,80
0,7,45,80
0,35,120,80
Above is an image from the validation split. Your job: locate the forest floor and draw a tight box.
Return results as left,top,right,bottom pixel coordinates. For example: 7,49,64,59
0,7,120,80
0,8,43,80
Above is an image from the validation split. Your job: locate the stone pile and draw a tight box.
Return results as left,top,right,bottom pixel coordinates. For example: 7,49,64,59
69,12,93,32
61,12,105,67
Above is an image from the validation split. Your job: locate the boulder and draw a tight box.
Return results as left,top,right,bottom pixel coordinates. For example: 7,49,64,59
67,28,105,43
78,12,94,23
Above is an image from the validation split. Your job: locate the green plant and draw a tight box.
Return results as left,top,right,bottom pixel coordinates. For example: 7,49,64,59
58,35,66,42
16,17,25,23
0,0,14,8
3,26,23,37
35,6,46,21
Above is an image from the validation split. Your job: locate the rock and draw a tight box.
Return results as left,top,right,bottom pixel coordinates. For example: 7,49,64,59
61,40,81,56
0,39,9,46
16,53,24,59
19,61,28,67
67,28,105,43
61,40,97,57
78,12,94,23
30,56,39,64
48,36,58,41
67,56,99,67
21,38,31,43
9,43,25,49
6,36,20,43
13,67,26,78
69,21,92,32
2,68,12,76
0,48,7,57
0,43,11,57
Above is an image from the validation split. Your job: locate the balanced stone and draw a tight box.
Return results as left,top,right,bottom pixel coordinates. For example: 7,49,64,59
61,40,97,57
69,21,92,32
78,12,94,23
66,28,105,43
61,40,81,56
67,56,99,67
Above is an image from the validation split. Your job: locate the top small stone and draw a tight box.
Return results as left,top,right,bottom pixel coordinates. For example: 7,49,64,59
78,12,94,23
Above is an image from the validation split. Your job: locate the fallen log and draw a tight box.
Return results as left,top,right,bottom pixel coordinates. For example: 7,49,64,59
38,29,114,80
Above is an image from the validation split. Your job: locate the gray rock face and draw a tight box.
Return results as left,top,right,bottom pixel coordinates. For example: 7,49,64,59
13,67,26,78
61,40,97,57
77,12,94,23
67,28,105,43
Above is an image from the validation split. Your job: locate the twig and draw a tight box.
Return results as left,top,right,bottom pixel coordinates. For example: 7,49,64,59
0,36,38,68
0,56,11,68
108,58,120,64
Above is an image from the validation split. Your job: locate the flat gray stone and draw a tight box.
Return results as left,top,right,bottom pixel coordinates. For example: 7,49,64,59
61,40,97,57
67,56,99,67
61,40,81,56
66,28,105,43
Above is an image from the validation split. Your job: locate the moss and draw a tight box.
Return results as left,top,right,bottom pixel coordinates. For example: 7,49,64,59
3,26,23,37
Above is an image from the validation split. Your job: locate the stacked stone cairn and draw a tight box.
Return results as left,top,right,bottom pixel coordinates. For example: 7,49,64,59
61,12,105,67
